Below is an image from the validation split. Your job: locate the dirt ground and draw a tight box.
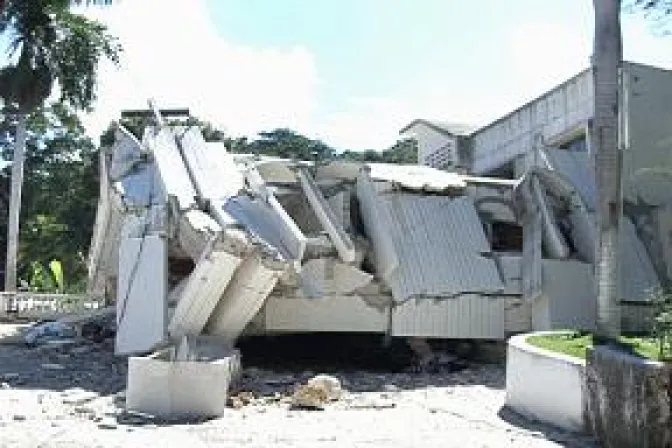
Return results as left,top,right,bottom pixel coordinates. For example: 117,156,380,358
0,324,596,448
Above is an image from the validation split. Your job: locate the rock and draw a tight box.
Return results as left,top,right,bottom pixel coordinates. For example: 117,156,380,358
291,383,329,410
41,363,65,371
73,406,96,415
24,321,77,345
383,384,400,393
306,374,342,401
264,375,297,386
98,419,118,430
62,388,98,405
228,396,244,409
347,400,396,410
69,345,92,355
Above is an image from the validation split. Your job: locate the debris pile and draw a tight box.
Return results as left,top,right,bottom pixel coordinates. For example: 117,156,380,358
84,110,665,418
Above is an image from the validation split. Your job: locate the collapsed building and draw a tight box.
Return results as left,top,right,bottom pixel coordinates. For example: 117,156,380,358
85,62,672,416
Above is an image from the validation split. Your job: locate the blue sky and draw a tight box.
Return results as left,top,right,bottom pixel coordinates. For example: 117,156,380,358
6,1,672,150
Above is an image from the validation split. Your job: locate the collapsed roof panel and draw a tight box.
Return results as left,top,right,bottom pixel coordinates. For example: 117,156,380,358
143,127,198,212
365,163,468,192
88,116,665,358
357,171,504,302
180,128,244,200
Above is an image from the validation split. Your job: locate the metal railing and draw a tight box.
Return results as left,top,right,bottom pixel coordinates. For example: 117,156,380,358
0,292,106,319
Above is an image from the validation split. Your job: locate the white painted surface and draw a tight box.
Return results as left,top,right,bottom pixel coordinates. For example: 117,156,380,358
144,127,197,211
116,235,167,355
225,188,306,261
366,163,467,191
505,332,586,433
206,254,280,341
401,122,458,168
178,127,244,200
126,349,239,418
471,69,593,174
168,249,241,339
263,295,388,333
392,295,505,340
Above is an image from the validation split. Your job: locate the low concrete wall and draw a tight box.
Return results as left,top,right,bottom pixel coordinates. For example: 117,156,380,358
585,345,672,448
505,332,586,433
0,292,105,319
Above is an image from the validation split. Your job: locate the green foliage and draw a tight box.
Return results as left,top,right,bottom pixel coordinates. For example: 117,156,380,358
100,115,226,147
339,139,418,164
650,288,672,360
526,331,662,361
246,128,335,161
24,258,63,293
632,0,672,13
1,103,98,292
628,0,672,30
0,0,121,113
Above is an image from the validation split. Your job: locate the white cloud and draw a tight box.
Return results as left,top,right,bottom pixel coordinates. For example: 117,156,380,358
77,3,672,151
507,21,590,100
78,0,319,140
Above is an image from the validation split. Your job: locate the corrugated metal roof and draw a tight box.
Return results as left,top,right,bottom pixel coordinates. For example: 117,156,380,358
392,294,505,339
366,163,468,192
360,185,504,301
399,119,476,137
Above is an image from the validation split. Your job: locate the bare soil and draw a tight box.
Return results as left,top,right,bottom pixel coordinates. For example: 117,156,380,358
0,325,596,447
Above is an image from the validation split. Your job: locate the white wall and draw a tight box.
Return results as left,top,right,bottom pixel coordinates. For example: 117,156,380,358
262,294,388,333
402,123,457,169
623,63,672,203
470,70,593,174
532,259,595,332
506,333,586,433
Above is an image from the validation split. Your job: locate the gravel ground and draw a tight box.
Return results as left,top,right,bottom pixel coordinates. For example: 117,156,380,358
0,324,596,448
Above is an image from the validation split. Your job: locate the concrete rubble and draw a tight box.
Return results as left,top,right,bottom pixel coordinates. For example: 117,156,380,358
84,109,667,418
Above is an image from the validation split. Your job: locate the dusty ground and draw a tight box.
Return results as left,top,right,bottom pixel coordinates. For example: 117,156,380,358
0,324,596,448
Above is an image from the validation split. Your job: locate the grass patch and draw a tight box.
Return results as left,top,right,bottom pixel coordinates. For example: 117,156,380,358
526,332,662,361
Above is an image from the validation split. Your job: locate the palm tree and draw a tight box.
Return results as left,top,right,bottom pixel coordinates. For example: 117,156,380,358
591,0,624,340
0,0,119,292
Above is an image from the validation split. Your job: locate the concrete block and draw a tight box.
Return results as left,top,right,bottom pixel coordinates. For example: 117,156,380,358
116,235,167,355
126,345,240,419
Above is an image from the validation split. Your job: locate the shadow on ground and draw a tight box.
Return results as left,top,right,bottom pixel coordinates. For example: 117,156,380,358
0,337,126,396
233,333,505,395
497,406,597,448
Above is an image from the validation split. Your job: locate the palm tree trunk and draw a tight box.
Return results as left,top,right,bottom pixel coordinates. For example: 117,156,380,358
4,113,27,293
592,0,623,340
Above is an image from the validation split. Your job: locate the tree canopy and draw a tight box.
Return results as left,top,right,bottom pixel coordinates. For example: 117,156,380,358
0,103,98,291
0,0,121,113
